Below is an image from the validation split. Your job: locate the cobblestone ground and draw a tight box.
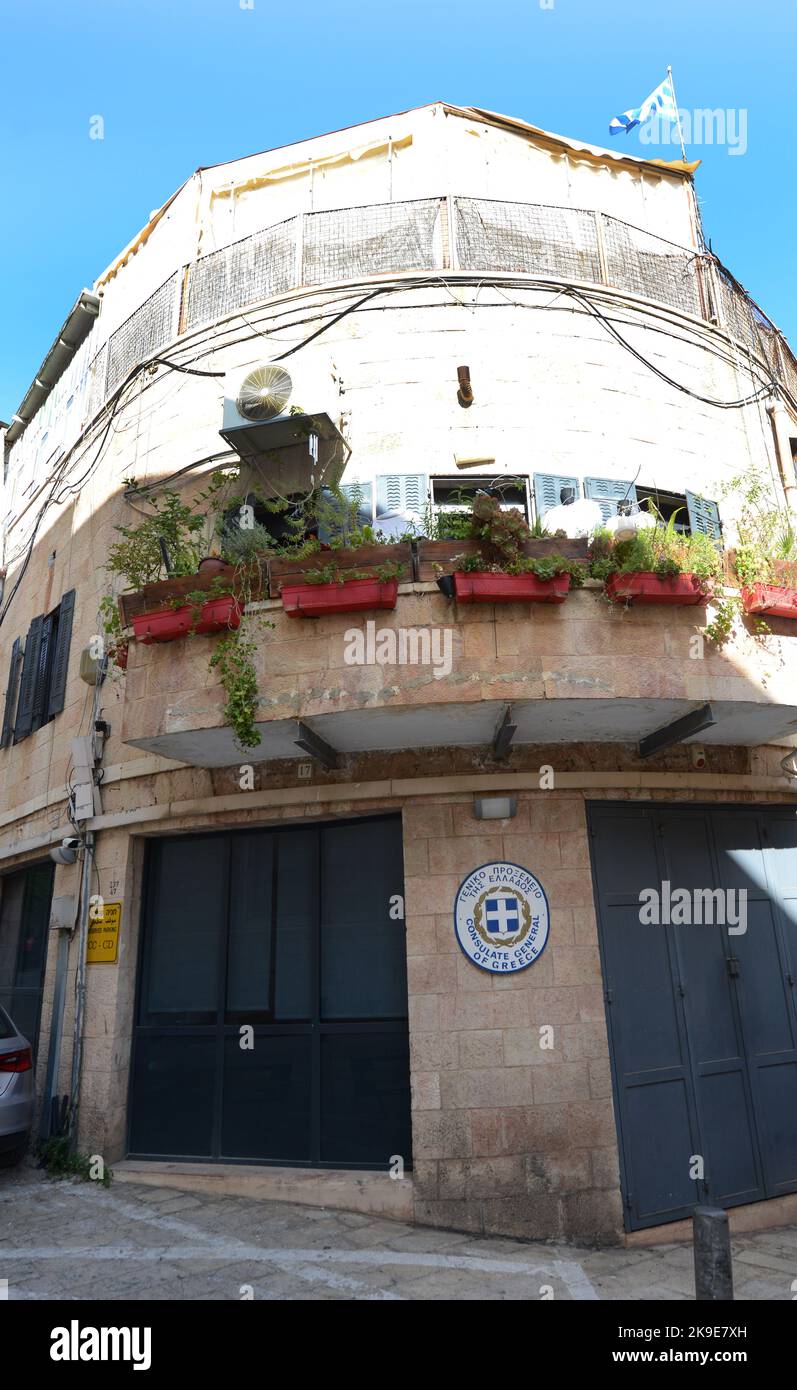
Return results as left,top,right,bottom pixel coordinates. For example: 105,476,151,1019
1,1165,795,1301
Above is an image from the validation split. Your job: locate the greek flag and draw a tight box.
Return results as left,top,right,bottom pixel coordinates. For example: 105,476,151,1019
609,76,678,136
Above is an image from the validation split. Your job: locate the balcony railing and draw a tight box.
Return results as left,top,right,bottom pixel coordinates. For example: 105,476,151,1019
10,196,797,483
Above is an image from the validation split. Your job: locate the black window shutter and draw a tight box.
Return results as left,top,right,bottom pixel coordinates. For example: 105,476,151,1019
685,492,723,543
31,612,54,734
0,638,22,750
14,616,44,744
47,589,76,720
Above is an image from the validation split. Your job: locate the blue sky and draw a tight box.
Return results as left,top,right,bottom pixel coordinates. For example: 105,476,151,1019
1,0,793,420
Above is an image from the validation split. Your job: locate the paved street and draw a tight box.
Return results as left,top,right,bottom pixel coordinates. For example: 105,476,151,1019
1,1165,795,1301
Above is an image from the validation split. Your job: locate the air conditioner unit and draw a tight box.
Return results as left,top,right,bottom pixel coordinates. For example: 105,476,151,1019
220,364,349,498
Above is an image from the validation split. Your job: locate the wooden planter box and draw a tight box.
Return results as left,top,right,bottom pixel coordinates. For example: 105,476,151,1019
268,544,412,598
605,572,712,606
453,571,571,605
741,583,797,620
118,561,265,629
282,578,399,618
133,594,242,644
416,536,589,582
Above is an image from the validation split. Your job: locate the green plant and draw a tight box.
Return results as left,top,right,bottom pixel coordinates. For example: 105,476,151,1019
209,620,267,752
98,594,126,665
38,1135,113,1186
704,596,738,646
299,559,406,586
107,485,219,589
589,513,724,592
469,493,534,570
221,520,276,564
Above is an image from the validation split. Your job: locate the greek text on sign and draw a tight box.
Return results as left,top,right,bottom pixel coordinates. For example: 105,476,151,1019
454,863,550,974
87,902,122,964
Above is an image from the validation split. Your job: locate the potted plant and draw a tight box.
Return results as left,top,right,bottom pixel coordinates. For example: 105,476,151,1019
443,494,585,604
591,513,722,606
108,474,245,644
132,589,242,644
735,518,797,620
267,487,410,615
281,559,404,617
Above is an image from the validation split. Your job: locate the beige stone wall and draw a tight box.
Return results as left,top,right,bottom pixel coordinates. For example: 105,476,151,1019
402,790,621,1242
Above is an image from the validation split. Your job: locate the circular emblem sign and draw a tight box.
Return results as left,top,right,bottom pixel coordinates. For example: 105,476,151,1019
454,861,550,974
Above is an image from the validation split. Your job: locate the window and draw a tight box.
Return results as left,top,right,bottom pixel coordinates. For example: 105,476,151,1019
636,487,722,540
432,475,528,538
0,589,75,748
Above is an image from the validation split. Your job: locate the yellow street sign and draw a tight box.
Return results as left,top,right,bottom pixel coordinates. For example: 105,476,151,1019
87,901,122,964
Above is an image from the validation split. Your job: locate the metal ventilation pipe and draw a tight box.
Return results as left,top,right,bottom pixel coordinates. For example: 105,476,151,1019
457,365,474,407
766,395,797,516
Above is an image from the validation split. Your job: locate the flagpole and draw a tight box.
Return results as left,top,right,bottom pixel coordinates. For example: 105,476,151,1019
666,64,688,163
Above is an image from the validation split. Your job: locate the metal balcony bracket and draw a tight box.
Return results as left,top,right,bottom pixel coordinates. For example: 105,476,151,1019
492,705,517,762
294,720,339,770
639,703,716,760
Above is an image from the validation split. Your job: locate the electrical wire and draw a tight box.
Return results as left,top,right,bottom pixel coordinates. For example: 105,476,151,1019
1,269,786,626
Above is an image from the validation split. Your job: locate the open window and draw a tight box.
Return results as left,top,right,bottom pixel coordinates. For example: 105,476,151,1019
636,486,722,540
433,475,528,538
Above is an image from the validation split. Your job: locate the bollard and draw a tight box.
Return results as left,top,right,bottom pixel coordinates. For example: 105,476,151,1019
693,1205,733,1300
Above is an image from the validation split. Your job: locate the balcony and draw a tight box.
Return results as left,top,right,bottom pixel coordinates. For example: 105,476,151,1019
120,578,797,769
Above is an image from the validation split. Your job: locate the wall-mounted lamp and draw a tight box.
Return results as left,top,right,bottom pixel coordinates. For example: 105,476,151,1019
474,795,517,821
781,750,797,778
50,837,81,866
457,365,474,408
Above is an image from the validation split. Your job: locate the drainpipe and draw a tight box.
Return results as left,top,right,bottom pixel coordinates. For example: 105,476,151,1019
68,831,95,1141
766,394,797,517
39,928,71,1141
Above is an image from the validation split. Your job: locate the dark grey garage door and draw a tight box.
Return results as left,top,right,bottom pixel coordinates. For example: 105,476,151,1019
128,816,411,1170
588,803,797,1230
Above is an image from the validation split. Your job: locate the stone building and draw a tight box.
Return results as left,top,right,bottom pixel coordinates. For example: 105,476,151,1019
2,103,797,1243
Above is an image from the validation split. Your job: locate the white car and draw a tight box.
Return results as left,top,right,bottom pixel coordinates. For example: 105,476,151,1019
0,1006,34,1167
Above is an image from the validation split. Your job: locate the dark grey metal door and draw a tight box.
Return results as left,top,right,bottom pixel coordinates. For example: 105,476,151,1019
128,816,411,1170
588,803,797,1230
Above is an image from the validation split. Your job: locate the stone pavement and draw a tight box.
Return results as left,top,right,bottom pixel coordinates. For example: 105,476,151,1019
1,1165,795,1300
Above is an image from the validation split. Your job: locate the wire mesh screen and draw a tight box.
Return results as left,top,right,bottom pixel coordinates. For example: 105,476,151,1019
84,344,108,423
185,217,299,330
778,343,797,404
105,273,180,397
455,198,601,283
302,199,443,284
602,219,702,318
715,267,758,352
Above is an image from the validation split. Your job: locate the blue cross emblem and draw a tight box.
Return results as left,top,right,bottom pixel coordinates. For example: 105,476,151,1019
484,896,521,937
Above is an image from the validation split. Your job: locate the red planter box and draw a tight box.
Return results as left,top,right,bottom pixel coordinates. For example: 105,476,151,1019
605,572,711,606
741,583,797,620
282,578,399,618
453,571,570,605
133,594,242,644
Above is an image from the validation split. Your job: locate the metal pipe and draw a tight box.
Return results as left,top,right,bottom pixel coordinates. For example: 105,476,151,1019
68,831,95,1140
767,395,797,517
38,928,71,1142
